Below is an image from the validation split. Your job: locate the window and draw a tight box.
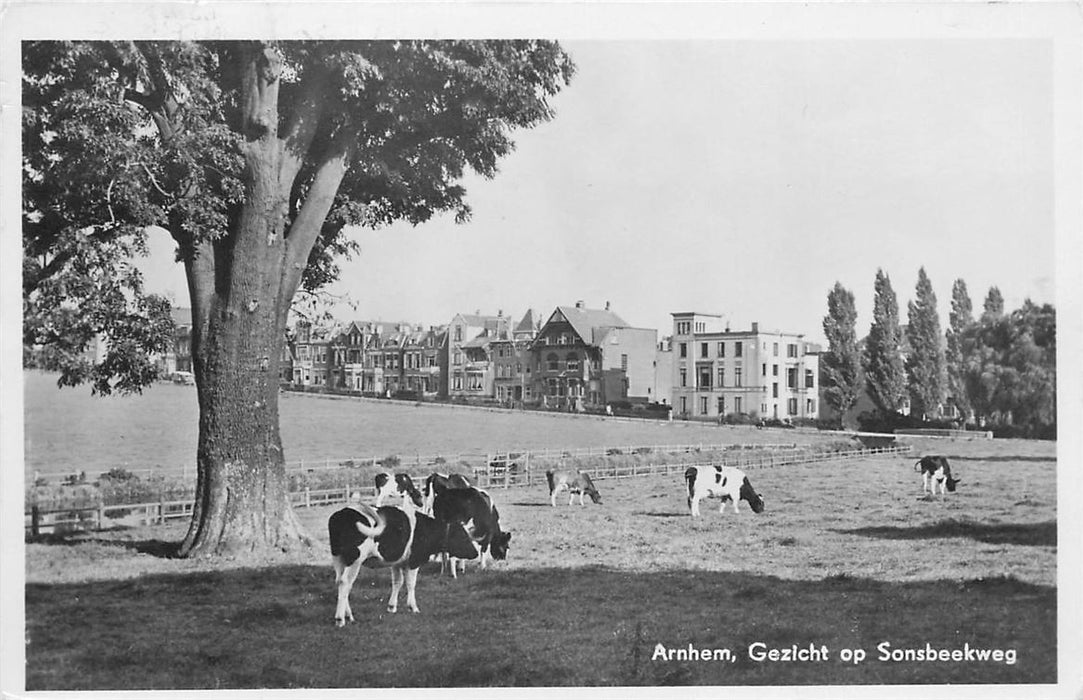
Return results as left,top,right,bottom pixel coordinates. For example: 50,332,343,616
787,367,798,388
788,398,798,415
680,396,687,414
762,363,767,377
773,364,779,377
547,353,560,371
676,321,691,335
717,397,725,414
468,374,484,391
454,326,462,342
735,342,743,357
807,398,815,414
700,397,708,415
772,383,779,398
516,362,522,374
680,368,687,387
761,403,768,415
567,353,580,372
717,342,725,357
453,374,462,390
805,369,815,389
773,342,779,356
695,322,705,332
734,397,743,413
679,343,687,358
699,367,711,389
717,368,725,387
453,351,463,366
735,368,743,387
700,343,708,358
621,354,628,371
788,343,798,358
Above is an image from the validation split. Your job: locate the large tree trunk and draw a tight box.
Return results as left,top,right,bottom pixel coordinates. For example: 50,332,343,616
175,43,348,557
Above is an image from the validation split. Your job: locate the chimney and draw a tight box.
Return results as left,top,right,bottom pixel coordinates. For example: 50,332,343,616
751,322,759,333
575,300,585,309
605,301,611,311
498,309,503,317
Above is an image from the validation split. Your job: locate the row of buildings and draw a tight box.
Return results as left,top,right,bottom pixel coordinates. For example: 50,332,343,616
163,301,822,422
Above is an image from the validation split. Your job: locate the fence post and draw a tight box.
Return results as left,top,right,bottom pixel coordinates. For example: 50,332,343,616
97,504,104,531
305,487,311,509
31,506,40,537
158,490,165,524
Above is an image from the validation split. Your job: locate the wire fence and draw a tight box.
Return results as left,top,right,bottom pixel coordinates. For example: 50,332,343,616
25,444,910,536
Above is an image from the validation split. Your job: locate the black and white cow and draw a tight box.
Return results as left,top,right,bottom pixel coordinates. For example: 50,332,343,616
546,469,602,506
916,455,961,495
328,498,476,626
685,465,765,517
421,472,473,515
373,472,424,509
432,486,511,578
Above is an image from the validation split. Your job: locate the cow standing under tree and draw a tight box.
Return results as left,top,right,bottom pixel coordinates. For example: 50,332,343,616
432,487,512,578
327,496,476,626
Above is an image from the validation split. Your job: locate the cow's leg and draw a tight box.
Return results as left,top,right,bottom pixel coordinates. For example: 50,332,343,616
403,567,421,613
550,490,557,507
579,492,586,506
922,472,930,494
388,566,404,613
334,557,362,627
689,494,700,517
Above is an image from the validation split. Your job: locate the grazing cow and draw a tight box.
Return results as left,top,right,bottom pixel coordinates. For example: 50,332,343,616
328,498,476,626
373,472,424,509
432,486,512,578
546,469,602,506
916,455,961,495
421,472,473,514
685,465,765,517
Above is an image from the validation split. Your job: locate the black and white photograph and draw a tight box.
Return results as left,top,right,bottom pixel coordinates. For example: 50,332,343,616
2,1,1081,697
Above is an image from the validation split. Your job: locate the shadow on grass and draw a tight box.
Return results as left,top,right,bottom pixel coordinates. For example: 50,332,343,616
24,532,181,558
636,511,688,518
836,519,1056,547
25,563,1056,690
509,502,554,508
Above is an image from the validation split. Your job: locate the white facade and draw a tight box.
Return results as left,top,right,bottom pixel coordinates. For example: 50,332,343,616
670,312,820,422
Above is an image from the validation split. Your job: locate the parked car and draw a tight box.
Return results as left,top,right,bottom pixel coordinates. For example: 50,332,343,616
172,371,195,385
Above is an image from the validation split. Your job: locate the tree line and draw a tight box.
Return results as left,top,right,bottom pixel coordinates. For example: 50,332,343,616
821,269,1056,439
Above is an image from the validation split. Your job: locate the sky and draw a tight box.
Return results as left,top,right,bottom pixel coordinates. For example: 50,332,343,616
136,38,1056,346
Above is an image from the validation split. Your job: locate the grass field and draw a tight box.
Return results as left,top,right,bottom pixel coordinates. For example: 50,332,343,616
24,435,1056,688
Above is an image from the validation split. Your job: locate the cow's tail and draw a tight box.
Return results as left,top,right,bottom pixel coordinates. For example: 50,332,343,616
545,470,556,493
353,502,386,538
914,460,922,472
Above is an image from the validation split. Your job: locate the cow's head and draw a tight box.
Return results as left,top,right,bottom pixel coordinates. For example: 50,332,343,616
395,473,424,508
946,476,961,492
490,531,512,560
587,488,603,505
740,477,766,513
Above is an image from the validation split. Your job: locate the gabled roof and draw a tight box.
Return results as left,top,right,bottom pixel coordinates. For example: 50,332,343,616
549,305,629,345
513,308,537,336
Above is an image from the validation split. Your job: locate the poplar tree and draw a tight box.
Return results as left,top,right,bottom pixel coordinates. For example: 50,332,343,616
945,278,973,421
863,269,907,416
821,282,862,427
982,286,1005,321
905,267,947,419
23,40,575,557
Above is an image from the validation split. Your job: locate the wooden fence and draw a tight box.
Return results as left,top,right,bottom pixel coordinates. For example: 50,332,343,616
25,444,910,535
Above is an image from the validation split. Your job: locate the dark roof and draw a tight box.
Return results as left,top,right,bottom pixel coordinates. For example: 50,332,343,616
514,308,537,335
552,305,629,345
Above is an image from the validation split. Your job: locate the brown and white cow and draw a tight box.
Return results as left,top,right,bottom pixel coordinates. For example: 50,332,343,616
328,498,476,626
432,486,511,578
685,465,765,517
373,472,424,509
546,469,602,506
421,472,473,515
916,455,961,495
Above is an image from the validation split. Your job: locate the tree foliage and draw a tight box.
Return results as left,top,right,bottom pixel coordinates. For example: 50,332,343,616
905,267,946,419
23,40,575,556
820,282,862,425
944,278,973,419
863,269,907,415
962,299,1055,434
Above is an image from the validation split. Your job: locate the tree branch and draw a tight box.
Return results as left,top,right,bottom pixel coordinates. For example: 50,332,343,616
278,66,329,191
279,131,355,308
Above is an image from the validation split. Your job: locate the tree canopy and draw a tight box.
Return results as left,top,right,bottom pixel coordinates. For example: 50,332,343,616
905,267,946,419
23,40,575,556
863,269,906,416
821,282,862,426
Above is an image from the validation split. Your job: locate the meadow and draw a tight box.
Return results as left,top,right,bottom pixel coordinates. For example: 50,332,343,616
24,434,1057,688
